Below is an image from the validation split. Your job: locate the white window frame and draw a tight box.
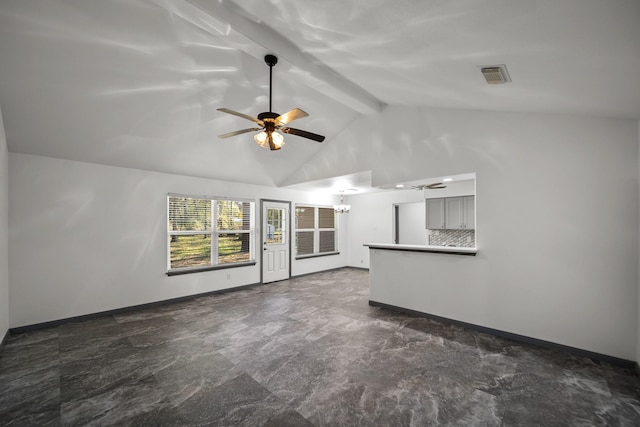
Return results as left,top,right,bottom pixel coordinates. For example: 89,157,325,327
167,194,256,275
294,204,339,259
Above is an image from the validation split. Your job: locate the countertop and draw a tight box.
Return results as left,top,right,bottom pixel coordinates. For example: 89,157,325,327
364,243,477,256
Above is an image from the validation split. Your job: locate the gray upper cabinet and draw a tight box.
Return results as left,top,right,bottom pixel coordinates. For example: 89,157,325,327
463,196,475,230
445,197,464,230
446,196,475,230
425,198,445,229
426,196,475,230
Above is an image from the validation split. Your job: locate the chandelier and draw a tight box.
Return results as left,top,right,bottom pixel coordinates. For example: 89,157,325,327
334,191,351,213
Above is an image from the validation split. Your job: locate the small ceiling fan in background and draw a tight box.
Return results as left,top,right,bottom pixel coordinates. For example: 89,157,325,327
217,54,325,151
412,183,447,190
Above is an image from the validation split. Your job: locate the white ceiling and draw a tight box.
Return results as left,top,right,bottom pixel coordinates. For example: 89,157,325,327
1,0,639,191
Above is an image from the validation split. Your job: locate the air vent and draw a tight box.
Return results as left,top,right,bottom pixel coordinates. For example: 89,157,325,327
479,65,511,84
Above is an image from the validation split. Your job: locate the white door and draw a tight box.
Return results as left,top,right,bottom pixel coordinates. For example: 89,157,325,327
262,201,290,283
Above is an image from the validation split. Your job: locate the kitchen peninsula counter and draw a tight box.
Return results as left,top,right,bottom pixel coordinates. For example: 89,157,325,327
364,243,477,256
365,242,480,340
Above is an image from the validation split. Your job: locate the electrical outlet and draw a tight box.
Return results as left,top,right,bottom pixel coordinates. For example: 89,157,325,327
226,274,231,280
467,236,472,243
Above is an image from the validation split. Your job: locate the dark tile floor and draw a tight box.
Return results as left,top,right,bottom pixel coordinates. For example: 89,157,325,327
1,268,640,426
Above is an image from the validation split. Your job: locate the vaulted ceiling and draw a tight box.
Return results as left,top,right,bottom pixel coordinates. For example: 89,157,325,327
1,0,639,188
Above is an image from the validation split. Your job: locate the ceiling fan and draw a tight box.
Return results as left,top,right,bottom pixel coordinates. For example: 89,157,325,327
412,183,447,190
217,54,325,151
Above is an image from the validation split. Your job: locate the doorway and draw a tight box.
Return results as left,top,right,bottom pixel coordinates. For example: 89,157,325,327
261,200,290,283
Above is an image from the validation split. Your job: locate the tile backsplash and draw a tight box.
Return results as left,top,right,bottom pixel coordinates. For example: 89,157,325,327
428,229,475,247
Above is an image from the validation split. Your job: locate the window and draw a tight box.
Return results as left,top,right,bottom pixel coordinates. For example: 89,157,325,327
167,195,255,273
266,208,285,244
295,205,338,257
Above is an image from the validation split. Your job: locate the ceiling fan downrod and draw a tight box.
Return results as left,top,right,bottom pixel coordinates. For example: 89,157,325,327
265,54,278,113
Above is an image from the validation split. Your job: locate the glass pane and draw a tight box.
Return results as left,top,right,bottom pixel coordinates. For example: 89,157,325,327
169,234,211,269
296,206,315,229
319,230,335,253
217,200,251,231
318,208,335,228
296,231,314,255
266,208,285,244
168,197,211,231
218,233,250,264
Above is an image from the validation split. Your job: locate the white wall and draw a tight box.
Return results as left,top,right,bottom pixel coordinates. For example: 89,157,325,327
397,202,427,245
424,179,475,199
8,153,347,328
295,106,639,361
0,107,9,340
347,189,425,267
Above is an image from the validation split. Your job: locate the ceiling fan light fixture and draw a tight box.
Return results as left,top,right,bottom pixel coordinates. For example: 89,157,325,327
254,131,268,148
271,131,284,149
254,130,284,150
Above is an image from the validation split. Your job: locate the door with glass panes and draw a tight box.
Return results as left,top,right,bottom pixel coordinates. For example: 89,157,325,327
262,201,290,283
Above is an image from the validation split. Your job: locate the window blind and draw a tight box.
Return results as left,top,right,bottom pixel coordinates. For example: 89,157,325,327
168,197,211,231
319,231,335,253
318,207,335,228
217,200,252,231
296,206,315,229
296,231,314,255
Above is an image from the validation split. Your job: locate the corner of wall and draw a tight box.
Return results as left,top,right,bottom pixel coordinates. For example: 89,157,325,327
637,119,640,365
0,105,10,345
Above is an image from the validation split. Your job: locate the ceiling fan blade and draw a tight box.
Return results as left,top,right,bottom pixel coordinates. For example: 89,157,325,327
217,108,263,126
218,128,261,138
276,108,308,126
281,127,325,142
426,183,446,189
